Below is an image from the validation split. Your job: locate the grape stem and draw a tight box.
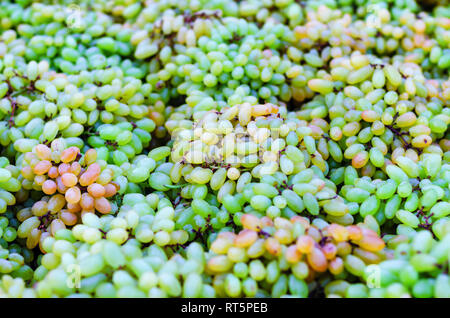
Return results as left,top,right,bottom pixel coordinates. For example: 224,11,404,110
256,226,271,238
385,124,422,154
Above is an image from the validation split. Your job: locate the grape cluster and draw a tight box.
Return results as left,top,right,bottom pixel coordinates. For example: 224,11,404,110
17,141,119,250
0,209,35,283
0,157,20,212
205,213,387,297
326,218,450,298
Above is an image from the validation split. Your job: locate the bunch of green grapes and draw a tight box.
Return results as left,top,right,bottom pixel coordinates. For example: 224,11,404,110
69,192,190,249
333,157,450,229
32,231,213,298
0,274,37,297
0,157,22,211
0,209,35,285
86,118,156,166
0,59,159,157
0,2,141,74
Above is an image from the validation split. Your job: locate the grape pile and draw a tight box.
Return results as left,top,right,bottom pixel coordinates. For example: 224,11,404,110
0,0,448,298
